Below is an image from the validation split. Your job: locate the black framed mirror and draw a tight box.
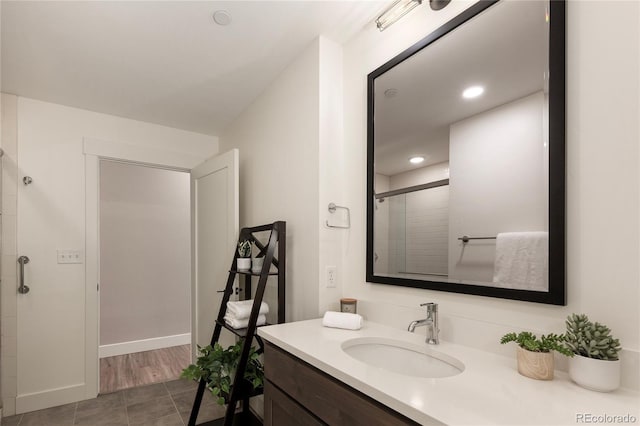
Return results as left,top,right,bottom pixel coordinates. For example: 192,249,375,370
366,0,565,305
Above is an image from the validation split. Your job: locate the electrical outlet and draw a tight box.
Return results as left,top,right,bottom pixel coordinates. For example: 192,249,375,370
326,266,337,288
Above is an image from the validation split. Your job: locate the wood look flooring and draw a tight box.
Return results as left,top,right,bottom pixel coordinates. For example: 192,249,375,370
100,344,191,394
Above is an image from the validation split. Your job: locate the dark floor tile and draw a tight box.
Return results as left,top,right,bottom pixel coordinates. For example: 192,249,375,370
127,396,177,424
163,378,197,396
178,402,226,425
170,387,217,413
124,383,170,405
19,403,76,426
132,413,184,426
76,391,125,419
1,414,23,426
73,406,127,426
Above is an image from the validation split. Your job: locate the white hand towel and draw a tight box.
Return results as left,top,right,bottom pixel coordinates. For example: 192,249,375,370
224,314,267,329
226,300,269,320
322,311,363,330
493,231,548,291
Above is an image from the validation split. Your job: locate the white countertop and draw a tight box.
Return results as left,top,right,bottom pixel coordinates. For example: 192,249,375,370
258,319,640,425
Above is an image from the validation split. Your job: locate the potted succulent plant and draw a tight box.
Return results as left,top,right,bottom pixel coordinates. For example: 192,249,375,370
565,313,622,392
500,331,573,380
181,342,264,405
236,240,252,271
251,253,265,274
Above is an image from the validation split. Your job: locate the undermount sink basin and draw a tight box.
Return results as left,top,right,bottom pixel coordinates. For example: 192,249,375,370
341,337,464,378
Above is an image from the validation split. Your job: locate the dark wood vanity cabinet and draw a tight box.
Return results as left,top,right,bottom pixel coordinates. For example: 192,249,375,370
264,342,420,426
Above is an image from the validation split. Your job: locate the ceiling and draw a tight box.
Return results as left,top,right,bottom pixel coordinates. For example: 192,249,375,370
374,1,548,176
1,1,384,136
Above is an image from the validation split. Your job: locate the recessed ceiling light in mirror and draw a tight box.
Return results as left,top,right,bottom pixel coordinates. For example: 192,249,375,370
462,85,484,99
384,88,398,98
409,156,425,164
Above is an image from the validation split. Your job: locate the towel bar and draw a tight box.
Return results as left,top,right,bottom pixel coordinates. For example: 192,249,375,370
458,235,496,243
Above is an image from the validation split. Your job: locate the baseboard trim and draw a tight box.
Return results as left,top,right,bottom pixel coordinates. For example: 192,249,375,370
16,383,86,414
99,333,191,358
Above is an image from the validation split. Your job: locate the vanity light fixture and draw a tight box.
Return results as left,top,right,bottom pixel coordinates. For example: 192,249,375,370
376,0,423,32
462,85,484,99
409,156,425,164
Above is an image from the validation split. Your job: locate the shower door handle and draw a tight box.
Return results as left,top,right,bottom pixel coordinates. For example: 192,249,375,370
18,255,30,294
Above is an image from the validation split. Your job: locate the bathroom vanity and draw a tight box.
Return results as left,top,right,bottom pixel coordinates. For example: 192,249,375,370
258,320,639,425
264,342,419,425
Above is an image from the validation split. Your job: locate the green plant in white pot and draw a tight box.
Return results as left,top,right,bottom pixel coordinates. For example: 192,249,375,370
236,240,252,271
565,314,622,392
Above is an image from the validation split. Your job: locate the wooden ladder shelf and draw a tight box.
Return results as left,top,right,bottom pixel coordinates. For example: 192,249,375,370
188,221,286,426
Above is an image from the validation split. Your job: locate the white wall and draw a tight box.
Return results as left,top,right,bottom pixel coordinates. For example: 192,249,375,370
99,161,190,349
318,37,348,314
2,96,217,414
219,38,321,322
388,161,449,190
448,92,546,283
341,0,639,391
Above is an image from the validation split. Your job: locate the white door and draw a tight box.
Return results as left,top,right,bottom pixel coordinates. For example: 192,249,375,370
191,149,239,352
15,145,238,413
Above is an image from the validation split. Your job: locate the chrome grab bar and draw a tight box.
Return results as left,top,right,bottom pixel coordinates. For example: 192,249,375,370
18,255,30,294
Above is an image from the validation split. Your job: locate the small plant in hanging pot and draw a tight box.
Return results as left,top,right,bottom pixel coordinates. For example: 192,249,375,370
565,313,622,392
500,331,573,380
181,342,264,405
236,240,252,271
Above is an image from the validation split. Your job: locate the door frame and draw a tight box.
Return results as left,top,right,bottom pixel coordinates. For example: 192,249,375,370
84,137,209,398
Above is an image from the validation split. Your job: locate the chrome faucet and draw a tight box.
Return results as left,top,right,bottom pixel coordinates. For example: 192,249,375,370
408,303,439,345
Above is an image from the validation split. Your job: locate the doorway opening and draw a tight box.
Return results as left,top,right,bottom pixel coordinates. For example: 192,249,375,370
98,160,191,393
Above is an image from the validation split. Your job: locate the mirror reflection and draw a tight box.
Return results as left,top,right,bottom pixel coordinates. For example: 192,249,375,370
370,1,558,294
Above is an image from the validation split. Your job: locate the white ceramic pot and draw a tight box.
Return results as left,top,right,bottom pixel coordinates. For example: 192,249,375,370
516,346,554,380
252,257,264,273
237,258,251,271
569,355,621,392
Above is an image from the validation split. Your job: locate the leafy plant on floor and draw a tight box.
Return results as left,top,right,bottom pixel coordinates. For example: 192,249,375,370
565,313,621,361
500,331,573,356
181,341,264,405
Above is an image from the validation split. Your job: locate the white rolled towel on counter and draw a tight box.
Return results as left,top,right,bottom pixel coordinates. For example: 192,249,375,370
224,314,267,329
322,311,363,330
226,299,269,319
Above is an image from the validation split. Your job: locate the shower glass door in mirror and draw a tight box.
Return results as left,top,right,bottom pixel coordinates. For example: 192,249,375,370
366,0,565,305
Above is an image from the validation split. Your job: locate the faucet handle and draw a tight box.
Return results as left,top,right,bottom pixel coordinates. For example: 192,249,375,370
420,302,438,312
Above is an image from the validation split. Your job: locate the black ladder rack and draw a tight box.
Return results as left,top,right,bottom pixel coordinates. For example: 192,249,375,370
189,221,286,426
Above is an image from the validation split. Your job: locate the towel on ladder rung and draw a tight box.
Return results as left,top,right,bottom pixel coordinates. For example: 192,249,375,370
226,299,269,320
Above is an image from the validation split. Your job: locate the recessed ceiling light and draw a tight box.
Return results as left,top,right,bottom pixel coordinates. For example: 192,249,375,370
409,156,425,164
213,10,232,26
462,86,484,99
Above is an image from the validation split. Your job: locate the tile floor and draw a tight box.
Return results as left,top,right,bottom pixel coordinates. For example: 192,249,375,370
2,379,228,426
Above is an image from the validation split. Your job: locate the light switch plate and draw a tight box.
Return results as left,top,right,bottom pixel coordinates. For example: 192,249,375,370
57,250,83,264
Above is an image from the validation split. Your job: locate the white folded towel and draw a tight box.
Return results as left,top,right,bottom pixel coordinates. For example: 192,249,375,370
224,314,267,329
322,311,363,330
226,300,269,320
493,231,548,291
